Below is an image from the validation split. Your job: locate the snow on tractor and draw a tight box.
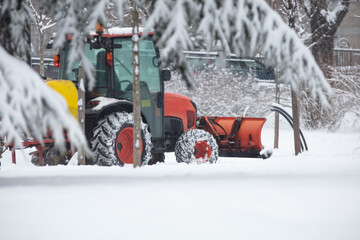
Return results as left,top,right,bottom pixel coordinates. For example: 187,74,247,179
16,27,271,166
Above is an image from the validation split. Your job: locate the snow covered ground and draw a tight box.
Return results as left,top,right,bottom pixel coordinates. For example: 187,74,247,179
0,125,359,240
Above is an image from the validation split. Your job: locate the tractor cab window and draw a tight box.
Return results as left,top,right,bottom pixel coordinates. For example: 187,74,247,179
113,37,161,96
59,43,107,97
88,47,107,97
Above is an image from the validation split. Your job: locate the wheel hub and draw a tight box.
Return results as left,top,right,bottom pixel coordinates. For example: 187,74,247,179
115,127,143,164
117,142,124,152
193,141,211,163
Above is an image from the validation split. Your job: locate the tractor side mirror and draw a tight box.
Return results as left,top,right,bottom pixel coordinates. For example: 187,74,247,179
46,38,54,49
90,37,102,49
46,41,53,49
162,69,171,81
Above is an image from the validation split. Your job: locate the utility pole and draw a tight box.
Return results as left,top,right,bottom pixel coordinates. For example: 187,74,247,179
131,2,142,168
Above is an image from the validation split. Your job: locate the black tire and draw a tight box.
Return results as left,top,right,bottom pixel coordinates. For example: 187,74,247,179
175,129,218,164
90,112,153,166
157,153,165,163
31,149,51,166
148,152,165,165
31,147,68,166
260,148,273,159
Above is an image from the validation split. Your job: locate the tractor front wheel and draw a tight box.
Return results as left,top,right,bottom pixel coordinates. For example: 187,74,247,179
175,129,218,164
90,112,153,166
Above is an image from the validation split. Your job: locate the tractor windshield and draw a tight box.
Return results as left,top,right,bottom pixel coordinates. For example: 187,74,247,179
111,37,163,140
58,44,106,94
59,37,160,98
113,37,160,94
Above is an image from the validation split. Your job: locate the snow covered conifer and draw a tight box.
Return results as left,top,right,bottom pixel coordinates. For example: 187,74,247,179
145,0,332,107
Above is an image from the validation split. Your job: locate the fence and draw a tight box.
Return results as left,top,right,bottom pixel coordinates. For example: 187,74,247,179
183,51,276,82
334,48,360,68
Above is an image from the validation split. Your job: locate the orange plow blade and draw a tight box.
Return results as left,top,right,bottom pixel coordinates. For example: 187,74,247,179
197,116,269,158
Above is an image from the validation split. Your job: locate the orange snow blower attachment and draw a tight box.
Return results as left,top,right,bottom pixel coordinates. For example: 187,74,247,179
197,116,267,158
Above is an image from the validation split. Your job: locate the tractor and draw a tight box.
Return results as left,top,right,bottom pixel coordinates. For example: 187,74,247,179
33,27,270,166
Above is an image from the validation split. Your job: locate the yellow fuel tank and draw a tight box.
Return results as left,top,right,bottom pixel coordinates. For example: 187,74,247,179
46,79,78,119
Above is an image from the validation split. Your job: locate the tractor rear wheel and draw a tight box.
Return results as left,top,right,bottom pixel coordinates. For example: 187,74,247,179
175,129,218,164
90,112,153,166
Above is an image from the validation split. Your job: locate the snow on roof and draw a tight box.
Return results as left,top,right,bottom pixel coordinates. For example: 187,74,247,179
52,27,153,39
89,27,153,37
106,27,138,35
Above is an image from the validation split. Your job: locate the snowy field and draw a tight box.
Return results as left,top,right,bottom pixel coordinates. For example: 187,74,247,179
0,124,359,240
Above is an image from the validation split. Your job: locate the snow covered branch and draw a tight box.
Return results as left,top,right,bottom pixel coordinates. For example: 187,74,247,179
28,0,57,34
0,46,87,152
0,0,33,63
146,0,332,107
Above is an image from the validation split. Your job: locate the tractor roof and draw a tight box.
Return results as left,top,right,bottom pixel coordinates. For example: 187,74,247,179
91,27,153,38
47,27,154,49
50,27,153,41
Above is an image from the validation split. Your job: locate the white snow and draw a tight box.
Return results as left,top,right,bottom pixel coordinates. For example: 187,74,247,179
325,1,346,24
135,139,140,148
78,78,85,92
135,65,139,75
107,27,134,35
1,127,359,240
77,98,83,106
90,96,126,111
132,34,139,43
